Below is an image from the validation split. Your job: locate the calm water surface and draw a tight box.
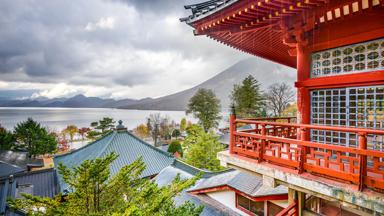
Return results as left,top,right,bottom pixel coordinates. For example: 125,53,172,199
0,107,198,132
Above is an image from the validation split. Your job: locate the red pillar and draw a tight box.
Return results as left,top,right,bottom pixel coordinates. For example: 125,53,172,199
358,133,367,191
296,44,311,142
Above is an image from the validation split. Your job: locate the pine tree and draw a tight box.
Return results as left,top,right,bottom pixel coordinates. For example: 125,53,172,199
0,125,15,150
13,118,57,157
230,75,265,118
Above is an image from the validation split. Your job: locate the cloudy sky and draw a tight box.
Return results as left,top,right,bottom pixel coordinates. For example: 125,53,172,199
0,0,252,100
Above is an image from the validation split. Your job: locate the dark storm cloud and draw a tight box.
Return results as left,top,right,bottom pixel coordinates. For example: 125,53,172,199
0,0,249,98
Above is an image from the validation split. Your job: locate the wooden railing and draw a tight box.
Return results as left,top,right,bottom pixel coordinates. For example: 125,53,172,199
229,115,384,191
276,200,297,216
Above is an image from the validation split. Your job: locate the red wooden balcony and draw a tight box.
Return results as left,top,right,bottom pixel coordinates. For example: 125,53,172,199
229,115,384,191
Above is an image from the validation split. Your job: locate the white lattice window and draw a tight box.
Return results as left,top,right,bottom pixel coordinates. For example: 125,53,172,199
311,86,384,150
311,38,384,78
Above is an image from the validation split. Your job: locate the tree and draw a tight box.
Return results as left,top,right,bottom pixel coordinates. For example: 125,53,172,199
13,118,57,157
63,125,78,142
147,113,161,146
147,114,174,146
159,115,171,139
186,88,221,132
183,125,224,171
91,117,115,134
171,129,181,139
180,118,187,132
8,153,203,215
134,124,148,138
78,127,90,140
168,140,183,157
87,130,101,140
0,125,15,150
265,82,295,117
230,75,265,118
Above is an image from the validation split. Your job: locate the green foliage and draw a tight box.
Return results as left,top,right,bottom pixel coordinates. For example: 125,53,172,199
8,153,203,216
171,129,181,139
180,118,187,132
186,88,221,132
91,117,115,134
0,125,15,150
87,130,101,140
230,75,265,118
13,118,57,157
183,125,224,171
168,140,183,157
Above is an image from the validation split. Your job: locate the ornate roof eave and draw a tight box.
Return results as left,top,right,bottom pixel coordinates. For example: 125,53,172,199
180,0,240,24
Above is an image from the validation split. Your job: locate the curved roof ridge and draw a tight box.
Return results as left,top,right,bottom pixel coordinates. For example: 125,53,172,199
172,159,233,178
54,131,114,158
124,130,174,158
95,131,117,159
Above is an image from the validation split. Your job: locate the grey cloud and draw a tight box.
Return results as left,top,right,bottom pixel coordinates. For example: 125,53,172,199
0,0,248,95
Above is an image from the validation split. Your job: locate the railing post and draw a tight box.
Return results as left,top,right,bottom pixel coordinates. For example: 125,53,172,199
259,124,266,163
229,105,237,154
358,132,367,191
298,127,308,174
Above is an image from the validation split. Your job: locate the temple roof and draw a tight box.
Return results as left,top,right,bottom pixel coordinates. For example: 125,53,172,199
181,0,238,23
155,162,241,216
188,170,287,197
182,0,384,68
54,125,175,192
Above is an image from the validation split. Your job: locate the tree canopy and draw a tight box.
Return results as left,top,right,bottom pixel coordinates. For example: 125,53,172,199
91,117,115,134
8,152,203,216
13,118,57,157
186,88,221,132
180,118,187,132
230,75,265,118
183,125,224,171
0,125,15,150
168,140,183,157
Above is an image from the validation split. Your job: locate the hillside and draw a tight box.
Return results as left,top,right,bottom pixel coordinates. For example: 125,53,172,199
121,58,296,111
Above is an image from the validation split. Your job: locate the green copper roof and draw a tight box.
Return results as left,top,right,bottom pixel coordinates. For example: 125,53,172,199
54,130,175,192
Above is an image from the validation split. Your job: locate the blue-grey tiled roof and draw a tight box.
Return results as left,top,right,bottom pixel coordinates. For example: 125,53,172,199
0,168,58,215
54,130,175,192
0,162,24,178
189,170,288,197
0,150,44,170
155,165,240,216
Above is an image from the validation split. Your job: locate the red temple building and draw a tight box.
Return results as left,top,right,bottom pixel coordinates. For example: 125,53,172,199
182,0,384,215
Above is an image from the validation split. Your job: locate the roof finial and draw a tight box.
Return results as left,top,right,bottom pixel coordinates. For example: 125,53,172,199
116,120,127,132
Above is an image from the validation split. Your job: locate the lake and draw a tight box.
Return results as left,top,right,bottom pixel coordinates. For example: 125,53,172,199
0,107,201,132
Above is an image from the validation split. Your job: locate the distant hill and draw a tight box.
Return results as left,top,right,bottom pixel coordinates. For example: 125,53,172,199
0,58,295,110
121,58,295,111
0,94,147,108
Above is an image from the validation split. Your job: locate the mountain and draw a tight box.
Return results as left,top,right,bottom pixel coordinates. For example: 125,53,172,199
0,58,296,110
0,94,143,108
121,58,296,111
